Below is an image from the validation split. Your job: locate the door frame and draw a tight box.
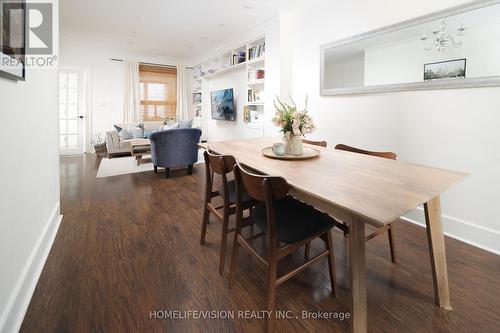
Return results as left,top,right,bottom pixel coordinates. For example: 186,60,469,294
58,66,89,155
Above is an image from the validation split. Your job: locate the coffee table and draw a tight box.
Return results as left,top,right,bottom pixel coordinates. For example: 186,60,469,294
129,139,151,166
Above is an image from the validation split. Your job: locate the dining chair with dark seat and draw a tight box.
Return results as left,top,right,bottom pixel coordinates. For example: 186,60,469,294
302,138,328,147
335,143,398,263
229,162,338,332
200,150,256,275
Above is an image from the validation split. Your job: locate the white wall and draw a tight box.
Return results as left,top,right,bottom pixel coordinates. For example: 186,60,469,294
288,0,500,253
59,36,188,150
202,69,247,141
0,1,61,331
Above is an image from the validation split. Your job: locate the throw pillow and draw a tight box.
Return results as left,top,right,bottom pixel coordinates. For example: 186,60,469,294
160,123,179,131
118,128,133,140
179,119,192,129
143,130,155,139
115,124,144,139
128,126,143,139
164,118,177,126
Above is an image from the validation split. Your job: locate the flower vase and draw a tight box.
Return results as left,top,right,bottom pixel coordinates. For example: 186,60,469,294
284,132,303,155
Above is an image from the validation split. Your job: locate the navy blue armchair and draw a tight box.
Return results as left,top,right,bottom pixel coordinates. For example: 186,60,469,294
149,128,202,178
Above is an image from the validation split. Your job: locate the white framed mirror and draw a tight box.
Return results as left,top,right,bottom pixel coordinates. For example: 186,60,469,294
320,0,500,95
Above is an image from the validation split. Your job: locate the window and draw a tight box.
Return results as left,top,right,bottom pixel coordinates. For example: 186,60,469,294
139,65,177,121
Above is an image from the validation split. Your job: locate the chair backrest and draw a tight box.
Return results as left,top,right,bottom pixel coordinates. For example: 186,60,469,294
335,143,397,160
234,163,288,245
203,150,237,205
233,162,289,203
303,139,328,148
204,150,236,175
149,128,202,167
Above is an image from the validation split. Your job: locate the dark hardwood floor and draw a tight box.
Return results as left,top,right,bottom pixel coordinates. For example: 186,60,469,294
21,154,500,332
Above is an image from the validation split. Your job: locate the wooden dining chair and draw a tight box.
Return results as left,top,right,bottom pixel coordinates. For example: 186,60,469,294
200,150,256,275
229,162,338,333
302,139,328,147
334,143,398,263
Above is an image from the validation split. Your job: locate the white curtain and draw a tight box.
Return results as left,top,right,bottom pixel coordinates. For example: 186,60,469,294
176,65,190,121
123,59,141,123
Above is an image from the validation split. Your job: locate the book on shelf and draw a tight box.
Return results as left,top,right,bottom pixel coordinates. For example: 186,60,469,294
249,43,265,60
248,69,265,81
233,51,246,65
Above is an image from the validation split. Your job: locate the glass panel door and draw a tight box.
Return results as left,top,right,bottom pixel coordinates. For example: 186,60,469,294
59,69,84,155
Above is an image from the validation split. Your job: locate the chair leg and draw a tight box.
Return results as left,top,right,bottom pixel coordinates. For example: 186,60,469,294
228,235,241,289
154,165,158,173
388,224,396,263
187,164,193,175
325,230,337,297
200,203,210,245
165,168,170,178
219,210,230,275
266,253,278,333
304,241,311,260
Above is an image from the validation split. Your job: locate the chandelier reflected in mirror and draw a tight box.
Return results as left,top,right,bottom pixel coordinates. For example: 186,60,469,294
421,20,466,52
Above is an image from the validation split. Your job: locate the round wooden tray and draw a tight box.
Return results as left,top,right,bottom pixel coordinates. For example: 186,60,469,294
261,146,321,160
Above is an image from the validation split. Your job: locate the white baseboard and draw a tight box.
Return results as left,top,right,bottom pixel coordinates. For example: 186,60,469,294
0,203,62,333
402,206,500,255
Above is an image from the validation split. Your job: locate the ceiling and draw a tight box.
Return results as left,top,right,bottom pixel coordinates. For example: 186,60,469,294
60,0,293,62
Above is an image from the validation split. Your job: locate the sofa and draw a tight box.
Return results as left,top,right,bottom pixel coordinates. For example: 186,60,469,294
150,128,202,178
106,121,163,157
105,119,200,157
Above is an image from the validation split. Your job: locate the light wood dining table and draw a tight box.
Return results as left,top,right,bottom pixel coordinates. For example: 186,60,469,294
200,137,467,332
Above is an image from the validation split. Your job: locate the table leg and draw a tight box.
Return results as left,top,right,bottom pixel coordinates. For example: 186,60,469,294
424,196,452,310
349,218,367,333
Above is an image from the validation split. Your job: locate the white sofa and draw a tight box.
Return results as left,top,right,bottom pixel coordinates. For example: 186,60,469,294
106,121,163,157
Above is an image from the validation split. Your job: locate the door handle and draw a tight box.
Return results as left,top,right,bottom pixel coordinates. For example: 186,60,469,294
78,115,84,119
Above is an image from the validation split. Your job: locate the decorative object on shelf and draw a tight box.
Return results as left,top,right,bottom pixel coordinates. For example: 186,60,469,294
424,58,466,81
248,89,262,102
272,96,315,155
243,106,250,123
421,20,466,52
193,92,202,104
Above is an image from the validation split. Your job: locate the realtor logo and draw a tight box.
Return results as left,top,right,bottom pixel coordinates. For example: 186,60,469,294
2,1,53,55
26,2,52,54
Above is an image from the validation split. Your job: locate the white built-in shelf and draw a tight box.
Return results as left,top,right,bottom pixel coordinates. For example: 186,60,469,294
245,122,263,128
248,79,265,86
247,57,265,66
247,101,264,106
203,61,246,79
193,35,266,139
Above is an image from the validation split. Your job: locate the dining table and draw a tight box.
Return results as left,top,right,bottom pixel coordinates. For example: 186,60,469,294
200,137,467,332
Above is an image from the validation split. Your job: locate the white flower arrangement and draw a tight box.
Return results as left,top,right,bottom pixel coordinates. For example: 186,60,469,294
272,96,315,136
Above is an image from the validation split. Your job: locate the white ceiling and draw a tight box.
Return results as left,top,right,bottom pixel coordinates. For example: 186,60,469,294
60,0,293,61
